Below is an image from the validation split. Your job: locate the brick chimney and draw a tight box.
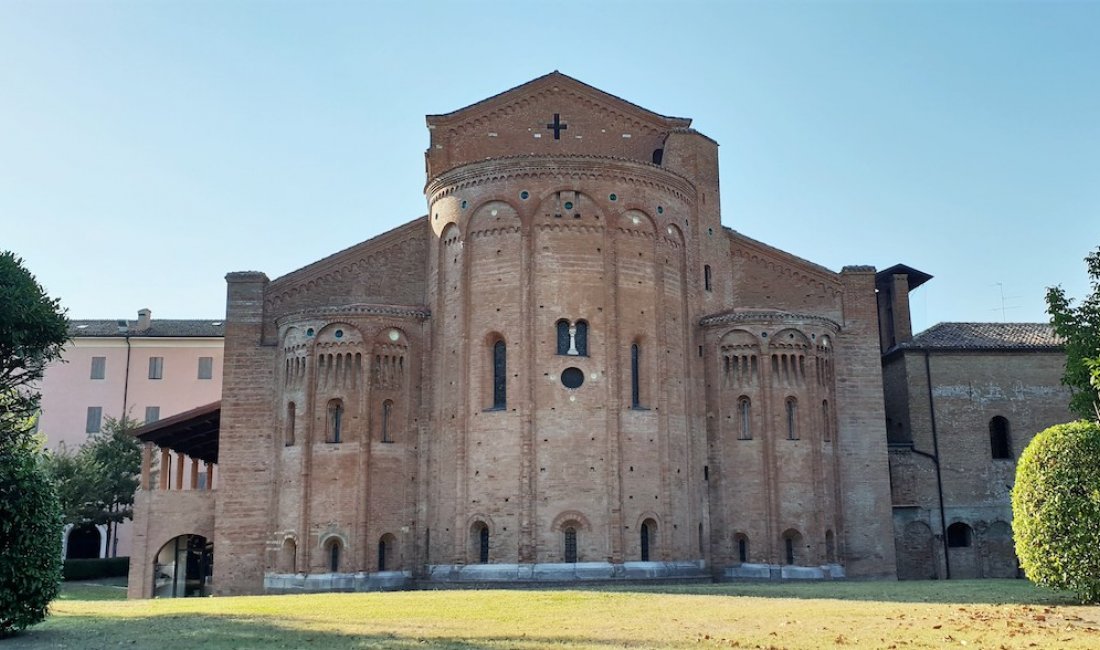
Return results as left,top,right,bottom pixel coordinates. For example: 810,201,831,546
136,308,152,332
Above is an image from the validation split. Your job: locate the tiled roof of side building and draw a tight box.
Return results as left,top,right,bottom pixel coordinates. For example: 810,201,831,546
69,319,225,338
902,322,1061,350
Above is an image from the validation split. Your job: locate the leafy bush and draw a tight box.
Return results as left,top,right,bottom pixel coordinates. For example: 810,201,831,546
62,557,130,582
1012,420,1100,603
0,438,63,637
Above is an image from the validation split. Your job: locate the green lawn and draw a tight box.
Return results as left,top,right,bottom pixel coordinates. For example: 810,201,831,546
8,580,1100,649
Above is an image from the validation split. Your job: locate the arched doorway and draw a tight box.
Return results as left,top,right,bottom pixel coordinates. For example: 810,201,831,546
153,534,212,598
66,523,102,559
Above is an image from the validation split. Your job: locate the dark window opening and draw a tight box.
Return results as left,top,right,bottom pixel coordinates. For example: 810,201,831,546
479,526,489,564
631,343,641,408
327,541,340,572
990,416,1012,459
378,534,395,571
327,400,343,443
286,402,295,446
556,319,570,355
492,339,507,409
561,367,584,389
564,526,578,563
640,521,652,561
737,536,748,563
704,264,712,291
786,398,798,440
947,522,972,548
381,400,394,443
738,397,752,440
575,320,588,356
785,537,795,565
652,148,664,165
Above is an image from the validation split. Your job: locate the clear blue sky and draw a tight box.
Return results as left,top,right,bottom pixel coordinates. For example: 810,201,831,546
2,0,1098,333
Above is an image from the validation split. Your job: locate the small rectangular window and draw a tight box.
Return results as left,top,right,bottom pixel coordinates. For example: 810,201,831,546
86,406,103,434
197,356,213,380
90,356,106,380
148,356,163,380
145,406,160,423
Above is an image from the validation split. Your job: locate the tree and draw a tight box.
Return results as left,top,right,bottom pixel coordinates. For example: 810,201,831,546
44,417,142,558
0,252,68,443
1012,420,1100,603
1046,246,1100,421
0,251,67,636
84,416,142,557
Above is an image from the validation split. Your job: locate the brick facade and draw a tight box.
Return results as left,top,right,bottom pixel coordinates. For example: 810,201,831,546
130,73,1071,596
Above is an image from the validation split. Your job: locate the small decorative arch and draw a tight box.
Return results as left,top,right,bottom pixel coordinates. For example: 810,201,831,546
782,529,803,565
947,522,973,548
989,416,1012,460
326,399,344,443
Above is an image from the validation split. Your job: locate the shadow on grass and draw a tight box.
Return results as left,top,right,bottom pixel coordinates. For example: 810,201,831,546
2,613,635,650
581,579,1079,605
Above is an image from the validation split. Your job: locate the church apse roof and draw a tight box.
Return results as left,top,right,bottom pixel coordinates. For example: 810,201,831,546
426,71,692,129
903,322,1061,351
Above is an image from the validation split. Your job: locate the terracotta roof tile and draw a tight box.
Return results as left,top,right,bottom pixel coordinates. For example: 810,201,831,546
903,322,1060,350
69,319,224,338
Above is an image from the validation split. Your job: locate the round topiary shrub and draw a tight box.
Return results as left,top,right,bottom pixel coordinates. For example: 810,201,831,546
0,439,63,637
1012,420,1100,603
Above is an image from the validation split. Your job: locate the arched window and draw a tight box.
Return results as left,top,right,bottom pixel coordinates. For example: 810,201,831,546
822,400,831,442
782,529,802,565
378,534,395,571
325,539,341,572
989,416,1012,459
556,320,570,355
947,522,972,548
575,320,588,357
735,534,748,563
564,526,578,563
381,400,394,443
640,519,657,562
786,397,798,440
704,264,712,291
738,397,752,440
492,339,506,409
479,526,489,564
285,402,296,446
631,343,642,408
825,530,836,563
651,148,664,165
326,400,343,443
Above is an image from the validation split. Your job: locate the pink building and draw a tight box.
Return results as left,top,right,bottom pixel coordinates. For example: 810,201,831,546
37,309,223,559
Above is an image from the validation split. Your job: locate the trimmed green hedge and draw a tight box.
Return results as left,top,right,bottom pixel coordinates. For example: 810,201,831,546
62,557,130,582
1012,420,1100,603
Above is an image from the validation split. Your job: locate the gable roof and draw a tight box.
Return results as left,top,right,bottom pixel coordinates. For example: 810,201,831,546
902,322,1061,351
69,319,224,338
426,71,692,129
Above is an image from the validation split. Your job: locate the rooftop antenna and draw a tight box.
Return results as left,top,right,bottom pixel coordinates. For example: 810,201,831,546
991,282,1021,322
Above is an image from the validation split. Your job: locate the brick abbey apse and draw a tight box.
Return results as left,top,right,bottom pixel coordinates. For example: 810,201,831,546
127,73,1072,597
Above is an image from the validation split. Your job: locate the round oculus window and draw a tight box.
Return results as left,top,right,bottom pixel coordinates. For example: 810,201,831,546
561,367,584,389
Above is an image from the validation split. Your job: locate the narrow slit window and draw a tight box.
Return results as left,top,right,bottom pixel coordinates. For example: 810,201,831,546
786,398,799,440
286,402,296,446
631,343,641,408
989,416,1012,459
704,264,712,291
738,397,752,440
381,400,394,443
564,526,578,563
492,339,507,409
327,400,343,443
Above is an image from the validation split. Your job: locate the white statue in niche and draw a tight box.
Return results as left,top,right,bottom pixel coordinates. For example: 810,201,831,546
567,324,579,356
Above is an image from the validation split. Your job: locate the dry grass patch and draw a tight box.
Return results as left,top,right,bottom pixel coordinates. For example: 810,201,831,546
8,580,1100,649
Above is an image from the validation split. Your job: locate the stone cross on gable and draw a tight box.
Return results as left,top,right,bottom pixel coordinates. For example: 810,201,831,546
546,113,567,140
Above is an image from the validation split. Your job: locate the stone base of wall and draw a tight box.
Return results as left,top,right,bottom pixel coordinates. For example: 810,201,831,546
264,571,413,593
426,561,709,583
723,563,846,580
